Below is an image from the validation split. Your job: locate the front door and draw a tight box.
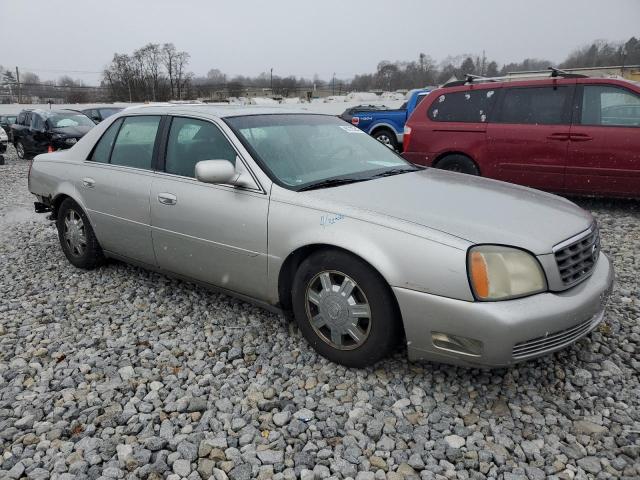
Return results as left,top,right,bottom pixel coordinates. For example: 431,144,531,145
566,83,640,196
150,116,269,299
77,115,162,266
487,83,575,192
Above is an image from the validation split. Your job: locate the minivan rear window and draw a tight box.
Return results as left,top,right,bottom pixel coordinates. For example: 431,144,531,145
497,86,571,125
428,90,496,123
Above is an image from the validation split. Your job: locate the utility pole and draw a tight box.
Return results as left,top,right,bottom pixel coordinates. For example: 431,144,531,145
270,68,273,93
15,66,21,104
332,72,336,96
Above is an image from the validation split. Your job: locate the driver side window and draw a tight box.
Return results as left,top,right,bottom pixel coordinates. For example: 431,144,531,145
165,117,236,178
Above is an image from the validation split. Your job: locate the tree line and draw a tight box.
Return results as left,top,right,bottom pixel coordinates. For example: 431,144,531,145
2,36,639,104
102,43,192,102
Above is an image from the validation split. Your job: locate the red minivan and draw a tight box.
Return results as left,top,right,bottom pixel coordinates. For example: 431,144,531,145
403,75,640,198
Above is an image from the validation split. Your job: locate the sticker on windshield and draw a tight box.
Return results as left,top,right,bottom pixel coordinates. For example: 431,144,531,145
340,125,365,134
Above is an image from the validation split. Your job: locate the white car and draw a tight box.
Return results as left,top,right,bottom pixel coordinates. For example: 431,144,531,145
0,126,8,154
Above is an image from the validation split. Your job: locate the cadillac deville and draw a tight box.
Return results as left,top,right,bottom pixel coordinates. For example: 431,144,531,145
28,105,614,367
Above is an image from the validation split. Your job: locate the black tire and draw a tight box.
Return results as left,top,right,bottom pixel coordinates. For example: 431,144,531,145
435,154,479,175
56,198,105,269
15,141,30,160
373,128,399,151
291,249,401,368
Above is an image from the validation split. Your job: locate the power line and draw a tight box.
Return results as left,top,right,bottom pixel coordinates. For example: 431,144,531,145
19,67,104,75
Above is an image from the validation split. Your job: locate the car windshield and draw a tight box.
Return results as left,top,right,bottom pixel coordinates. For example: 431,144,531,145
226,114,417,190
46,113,95,128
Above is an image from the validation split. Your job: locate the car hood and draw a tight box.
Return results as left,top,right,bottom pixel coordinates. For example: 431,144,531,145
305,168,593,255
51,125,93,137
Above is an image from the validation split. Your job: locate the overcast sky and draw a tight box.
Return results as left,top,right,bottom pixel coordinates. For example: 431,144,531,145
1,0,638,84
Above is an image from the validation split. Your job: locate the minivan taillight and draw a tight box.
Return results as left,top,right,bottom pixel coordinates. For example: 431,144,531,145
403,125,412,151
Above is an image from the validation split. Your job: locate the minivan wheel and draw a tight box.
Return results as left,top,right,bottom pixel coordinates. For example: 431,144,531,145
56,198,104,269
373,129,399,151
436,154,479,175
291,250,402,368
15,141,29,160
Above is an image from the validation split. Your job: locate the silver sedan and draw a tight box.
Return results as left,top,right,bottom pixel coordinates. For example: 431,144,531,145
28,105,614,367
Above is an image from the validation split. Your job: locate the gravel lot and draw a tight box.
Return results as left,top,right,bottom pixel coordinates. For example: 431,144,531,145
0,145,638,480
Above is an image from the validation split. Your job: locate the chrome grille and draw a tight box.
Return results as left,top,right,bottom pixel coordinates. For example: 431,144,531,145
512,316,599,360
554,225,600,287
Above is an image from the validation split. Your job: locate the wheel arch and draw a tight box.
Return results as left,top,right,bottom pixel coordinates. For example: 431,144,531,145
368,123,400,138
433,151,480,174
277,243,402,327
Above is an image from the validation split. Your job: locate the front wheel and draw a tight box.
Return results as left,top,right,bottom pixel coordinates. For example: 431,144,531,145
292,250,402,367
373,129,399,151
56,199,105,269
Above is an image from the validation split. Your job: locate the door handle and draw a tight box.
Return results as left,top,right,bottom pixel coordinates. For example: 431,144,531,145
157,193,177,205
546,133,570,141
570,133,593,142
81,177,95,188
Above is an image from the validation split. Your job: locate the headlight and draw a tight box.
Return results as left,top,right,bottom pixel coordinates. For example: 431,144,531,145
468,245,546,301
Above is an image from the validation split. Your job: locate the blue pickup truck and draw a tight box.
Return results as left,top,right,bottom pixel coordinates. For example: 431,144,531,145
340,88,430,150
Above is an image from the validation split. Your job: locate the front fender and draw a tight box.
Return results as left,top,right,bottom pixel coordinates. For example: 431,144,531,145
266,199,474,306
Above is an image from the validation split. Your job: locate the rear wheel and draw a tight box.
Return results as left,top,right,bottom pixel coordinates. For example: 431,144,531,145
373,129,399,151
292,250,402,368
56,199,105,269
435,154,479,175
15,141,30,160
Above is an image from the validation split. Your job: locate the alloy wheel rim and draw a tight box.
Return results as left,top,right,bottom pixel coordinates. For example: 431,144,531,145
304,270,371,350
63,209,87,257
377,135,391,145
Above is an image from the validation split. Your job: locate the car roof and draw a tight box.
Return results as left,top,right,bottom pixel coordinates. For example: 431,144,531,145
19,108,88,116
121,104,314,118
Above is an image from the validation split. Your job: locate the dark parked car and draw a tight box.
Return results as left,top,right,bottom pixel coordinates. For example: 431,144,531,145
0,114,17,142
12,109,95,159
403,73,640,198
81,107,123,123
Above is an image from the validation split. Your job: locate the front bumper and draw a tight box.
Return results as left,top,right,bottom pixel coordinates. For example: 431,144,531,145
394,252,614,367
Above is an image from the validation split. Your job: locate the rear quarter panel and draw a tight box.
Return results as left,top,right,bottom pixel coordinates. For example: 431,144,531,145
404,86,498,170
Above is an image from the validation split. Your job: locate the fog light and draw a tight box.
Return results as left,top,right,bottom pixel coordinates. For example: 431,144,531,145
431,332,483,357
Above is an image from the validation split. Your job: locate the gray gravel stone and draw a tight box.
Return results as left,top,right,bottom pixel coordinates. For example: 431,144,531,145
0,147,639,480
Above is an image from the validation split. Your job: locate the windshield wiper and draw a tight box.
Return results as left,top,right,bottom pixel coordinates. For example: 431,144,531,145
371,167,418,178
297,177,367,191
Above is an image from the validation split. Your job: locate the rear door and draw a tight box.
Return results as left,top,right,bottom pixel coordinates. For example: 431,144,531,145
77,115,162,266
406,88,496,166
22,112,34,152
486,82,575,192
566,82,640,196
150,115,269,299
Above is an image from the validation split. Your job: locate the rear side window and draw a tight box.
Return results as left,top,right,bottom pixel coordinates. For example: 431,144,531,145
32,114,44,130
17,112,26,125
497,86,570,125
165,117,236,178
90,118,123,163
428,90,496,123
580,85,640,127
110,116,161,170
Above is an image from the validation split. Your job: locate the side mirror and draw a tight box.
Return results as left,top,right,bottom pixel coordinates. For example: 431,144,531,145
195,158,258,189
195,160,236,184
